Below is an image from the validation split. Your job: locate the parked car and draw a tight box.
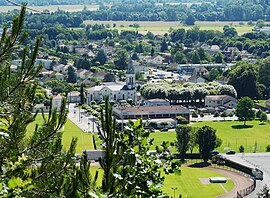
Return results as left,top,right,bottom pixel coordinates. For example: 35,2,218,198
226,150,236,155
160,127,169,132
211,150,219,155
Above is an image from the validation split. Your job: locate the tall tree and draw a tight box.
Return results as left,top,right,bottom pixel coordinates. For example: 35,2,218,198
236,97,255,125
175,125,191,161
228,63,258,99
114,49,128,70
66,66,77,83
80,83,85,105
95,49,107,65
160,38,168,52
197,126,218,162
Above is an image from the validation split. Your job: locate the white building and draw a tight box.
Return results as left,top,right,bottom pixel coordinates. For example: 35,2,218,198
205,95,237,108
144,98,170,106
86,58,136,103
52,94,63,111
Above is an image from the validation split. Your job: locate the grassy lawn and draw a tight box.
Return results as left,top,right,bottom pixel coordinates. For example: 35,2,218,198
27,115,94,153
151,120,270,153
90,166,233,198
163,166,234,198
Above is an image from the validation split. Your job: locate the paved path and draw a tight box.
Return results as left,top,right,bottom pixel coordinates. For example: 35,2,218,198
67,103,99,133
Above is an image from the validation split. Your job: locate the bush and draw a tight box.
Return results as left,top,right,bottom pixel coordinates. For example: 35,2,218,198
176,116,188,124
256,109,263,118
228,112,234,117
213,111,219,117
266,145,270,152
148,122,158,129
239,145,245,153
192,111,198,118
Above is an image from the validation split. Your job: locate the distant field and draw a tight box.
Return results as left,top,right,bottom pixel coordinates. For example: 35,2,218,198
84,20,254,35
151,120,270,153
0,5,99,13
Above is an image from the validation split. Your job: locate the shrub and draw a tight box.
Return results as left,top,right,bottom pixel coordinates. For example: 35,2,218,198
192,111,198,118
266,145,270,152
239,145,245,153
176,116,188,124
148,122,158,129
213,111,219,117
228,112,234,117
256,109,263,118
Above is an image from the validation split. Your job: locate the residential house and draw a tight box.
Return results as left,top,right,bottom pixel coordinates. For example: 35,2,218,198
76,69,93,80
53,72,65,81
68,91,81,103
188,76,205,83
205,95,237,108
92,71,108,81
146,55,165,66
53,63,66,72
52,94,63,111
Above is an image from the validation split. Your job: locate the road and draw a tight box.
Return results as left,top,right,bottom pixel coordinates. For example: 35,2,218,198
225,153,270,197
67,103,99,133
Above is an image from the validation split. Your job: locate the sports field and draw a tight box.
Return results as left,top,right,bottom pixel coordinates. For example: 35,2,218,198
84,20,254,35
90,166,234,197
150,120,270,153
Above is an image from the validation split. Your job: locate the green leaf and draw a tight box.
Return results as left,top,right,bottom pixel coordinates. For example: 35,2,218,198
8,177,23,189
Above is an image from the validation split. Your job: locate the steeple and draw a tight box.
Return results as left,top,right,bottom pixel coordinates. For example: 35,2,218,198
126,56,135,74
126,55,135,89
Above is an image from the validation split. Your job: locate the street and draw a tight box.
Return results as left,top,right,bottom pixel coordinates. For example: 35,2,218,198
67,103,99,133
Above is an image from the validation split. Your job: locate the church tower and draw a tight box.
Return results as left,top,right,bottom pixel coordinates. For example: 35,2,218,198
126,56,135,90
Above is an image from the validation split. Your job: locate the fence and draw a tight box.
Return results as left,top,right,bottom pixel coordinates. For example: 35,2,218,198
237,178,256,198
215,156,258,197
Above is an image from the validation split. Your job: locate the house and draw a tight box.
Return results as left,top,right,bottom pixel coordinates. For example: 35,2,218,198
76,69,93,80
205,95,237,108
195,67,208,76
92,71,108,81
188,76,205,83
53,63,66,72
266,99,270,109
215,76,228,85
143,98,170,106
113,105,190,122
52,94,63,111
68,91,81,103
210,45,220,53
146,55,165,66
12,59,53,70
53,72,65,81
86,58,136,103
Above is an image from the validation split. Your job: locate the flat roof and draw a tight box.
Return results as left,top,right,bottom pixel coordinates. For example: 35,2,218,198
115,105,188,114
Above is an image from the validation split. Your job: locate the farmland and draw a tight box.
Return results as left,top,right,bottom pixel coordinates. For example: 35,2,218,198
0,4,99,13
84,20,254,35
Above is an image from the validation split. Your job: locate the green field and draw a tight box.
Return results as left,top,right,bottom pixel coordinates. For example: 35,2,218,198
163,166,234,198
84,20,254,35
27,115,94,153
151,120,270,153
90,166,234,197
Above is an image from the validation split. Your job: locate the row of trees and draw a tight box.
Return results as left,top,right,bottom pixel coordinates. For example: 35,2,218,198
175,125,221,162
140,82,237,103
